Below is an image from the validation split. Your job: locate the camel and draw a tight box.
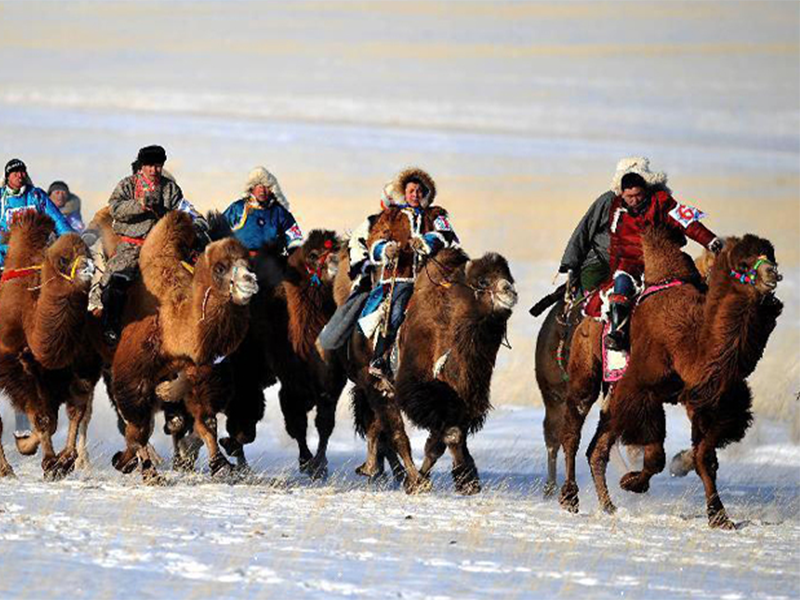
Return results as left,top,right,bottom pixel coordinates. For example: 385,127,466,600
559,226,782,528
0,211,99,479
338,246,517,494
221,229,347,478
108,211,258,482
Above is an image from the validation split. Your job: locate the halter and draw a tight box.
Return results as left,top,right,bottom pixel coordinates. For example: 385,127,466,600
0,256,86,284
730,255,773,286
306,239,334,287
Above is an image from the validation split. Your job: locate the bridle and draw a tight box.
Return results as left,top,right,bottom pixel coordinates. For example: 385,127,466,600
730,255,775,286
1,255,90,288
306,239,335,287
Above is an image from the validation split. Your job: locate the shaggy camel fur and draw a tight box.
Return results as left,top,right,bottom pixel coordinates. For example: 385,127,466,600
0,211,99,479
109,211,257,482
340,247,517,494
222,230,347,478
560,226,782,528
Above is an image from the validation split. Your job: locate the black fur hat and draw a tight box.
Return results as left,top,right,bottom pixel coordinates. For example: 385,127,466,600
136,145,167,166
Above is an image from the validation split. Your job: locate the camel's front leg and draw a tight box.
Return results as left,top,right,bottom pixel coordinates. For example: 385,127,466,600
279,387,313,473
419,431,446,478
355,412,384,479
0,415,15,478
49,402,88,478
382,402,429,494
186,399,230,478
306,393,337,481
32,409,60,480
444,427,481,495
586,409,618,514
75,395,93,470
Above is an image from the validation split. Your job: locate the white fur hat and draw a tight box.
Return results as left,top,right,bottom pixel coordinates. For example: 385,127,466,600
380,167,437,209
610,157,669,196
244,166,290,210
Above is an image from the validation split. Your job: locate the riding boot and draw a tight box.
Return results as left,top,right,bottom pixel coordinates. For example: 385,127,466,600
101,274,131,346
604,299,631,351
368,333,393,380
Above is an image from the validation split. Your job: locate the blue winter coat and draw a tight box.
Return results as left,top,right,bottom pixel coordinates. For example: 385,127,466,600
222,198,303,252
0,185,75,267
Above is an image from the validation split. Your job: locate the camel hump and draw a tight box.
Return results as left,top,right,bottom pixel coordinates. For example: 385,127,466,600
141,210,196,261
2,209,55,246
205,210,232,241
434,247,469,270
88,206,113,230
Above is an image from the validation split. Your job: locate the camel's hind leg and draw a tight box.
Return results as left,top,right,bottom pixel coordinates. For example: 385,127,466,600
419,431,446,478
445,427,480,495
306,393,338,481
279,387,313,473
355,413,384,479
75,395,93,470
543,397,565,499
382,401,429,494
0,415,15,478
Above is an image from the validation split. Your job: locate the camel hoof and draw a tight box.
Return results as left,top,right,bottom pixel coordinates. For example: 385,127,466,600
453,466,481,495
172,454,198,473
620,471,650,494
15,434,40,456
669,450,695,478
455,478,482,496
142,463,167,486
300,457,329,481
355,463,384,479
0,464,16,478
709,509,736,530
559,482,580,513
112,451,139,474
74,453,91,471
209,455,233,478
404,475,433,495
601,501,617,515
543,481,558,499
219,437,244,459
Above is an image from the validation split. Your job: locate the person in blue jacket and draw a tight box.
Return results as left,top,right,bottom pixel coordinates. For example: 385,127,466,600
1,158,76,449
223,167,303,254
0,159,74,268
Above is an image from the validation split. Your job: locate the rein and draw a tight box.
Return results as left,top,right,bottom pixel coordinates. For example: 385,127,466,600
1,256,86,285
730,255,773,286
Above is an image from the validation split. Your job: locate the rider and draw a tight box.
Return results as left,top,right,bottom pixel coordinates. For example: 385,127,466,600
47,180,85,232
222,166,303,254
0,159,75,269
100,145,209,346
364,167,459,381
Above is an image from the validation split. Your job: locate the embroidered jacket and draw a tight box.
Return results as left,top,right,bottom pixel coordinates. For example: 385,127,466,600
0,185,74,267
366,204,459,284
609,190,716,277
222,197,303,252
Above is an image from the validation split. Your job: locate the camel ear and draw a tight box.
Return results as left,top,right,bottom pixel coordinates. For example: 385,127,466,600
464,260,473,282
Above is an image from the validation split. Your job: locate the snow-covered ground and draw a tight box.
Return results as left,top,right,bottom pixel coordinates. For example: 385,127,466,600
1,399,798,600
0,1,798,598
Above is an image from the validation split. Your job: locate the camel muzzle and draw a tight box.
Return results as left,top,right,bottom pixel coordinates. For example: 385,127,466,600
232,266,259,303
494,280,518,311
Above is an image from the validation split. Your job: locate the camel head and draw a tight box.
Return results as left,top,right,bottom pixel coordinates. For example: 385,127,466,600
195,238,258,306
718,234,781,295
42,233,95,288
290,229,342,286
464,252,518,317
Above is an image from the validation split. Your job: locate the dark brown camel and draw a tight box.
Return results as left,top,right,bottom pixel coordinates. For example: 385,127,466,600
221,230,347,479
109,211,258,482
0,211,100,479
560,226,782,528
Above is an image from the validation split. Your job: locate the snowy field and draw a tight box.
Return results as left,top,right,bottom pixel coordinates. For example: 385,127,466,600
0,1,798,599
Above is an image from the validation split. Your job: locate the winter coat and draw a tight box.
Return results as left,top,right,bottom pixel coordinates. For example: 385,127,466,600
108,174,208,240
367,204,459,284
559,191,614,274
61,194,85,231
609,190,716,277
0,185,74,267
222,197,303,252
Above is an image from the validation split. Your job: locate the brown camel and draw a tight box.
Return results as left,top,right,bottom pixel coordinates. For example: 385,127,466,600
221,230,347,478
109,211,258,482
559,226,782,528
339,246,517,494
0,211,99,479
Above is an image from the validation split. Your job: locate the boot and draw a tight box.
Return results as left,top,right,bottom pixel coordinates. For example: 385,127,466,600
605,301,630,351
101,274,130,346
368,333,393,381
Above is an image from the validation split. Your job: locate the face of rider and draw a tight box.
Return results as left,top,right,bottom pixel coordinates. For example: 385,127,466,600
251,184,272,204
620,185,647,209
6,170,26,191
404,182,424,208
140,163,163,182
50,189,68,207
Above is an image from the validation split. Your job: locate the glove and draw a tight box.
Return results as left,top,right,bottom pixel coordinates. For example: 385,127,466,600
382,241,399,262
80,229,99,248
708,237,724,254
410,236,430,256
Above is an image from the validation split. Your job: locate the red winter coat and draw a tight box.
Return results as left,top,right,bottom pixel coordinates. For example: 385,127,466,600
608,190,716,278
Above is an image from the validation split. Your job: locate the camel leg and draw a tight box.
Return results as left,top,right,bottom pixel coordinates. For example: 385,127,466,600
559,395,595,513
419,431,446,478
586,409,618,514
381,436,406,484
543,399,564,499
48,402,87,479
0,415,15,478
75,395,93,470
173,430,203,473
306,395,336,481
619,442,666,494
691,418,735,530
31,408,61,481
355,414,384,479
383,402,429,494
185,389,231,478
669,448,695,477
445,427,481,495
279,388,313,473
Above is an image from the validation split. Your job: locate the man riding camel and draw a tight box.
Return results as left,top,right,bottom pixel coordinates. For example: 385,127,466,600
222,166,303,254
559,157,722,351
100,145,209,346
362,167,459,381
1,158,77,448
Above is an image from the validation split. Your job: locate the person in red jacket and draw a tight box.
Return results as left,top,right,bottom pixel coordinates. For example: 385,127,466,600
605,172,723,350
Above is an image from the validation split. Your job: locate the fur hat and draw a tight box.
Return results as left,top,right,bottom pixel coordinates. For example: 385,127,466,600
48,180,70,196
244,166,290,210
381,167,437,209
2,159,32,188
610,157,669,196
